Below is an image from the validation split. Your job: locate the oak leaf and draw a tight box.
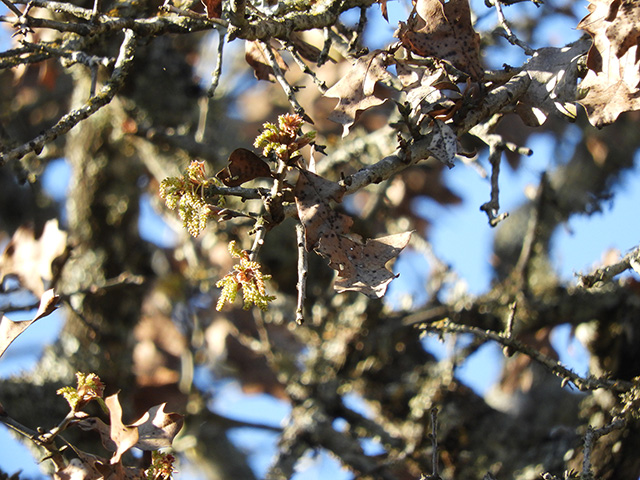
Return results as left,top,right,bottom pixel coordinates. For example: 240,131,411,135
515,39,590,126
131,403,184,450
0,289,60,359
396,0,483,80
0,219,67,296
399,64,461,125
106,394,140,464
216,148,272,186
78,403,183,453
324,50,393,136
577,0,640,126
427,120,458,167
294,170,411,298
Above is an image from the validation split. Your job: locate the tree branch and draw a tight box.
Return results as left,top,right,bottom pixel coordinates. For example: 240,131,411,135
1,29,137,164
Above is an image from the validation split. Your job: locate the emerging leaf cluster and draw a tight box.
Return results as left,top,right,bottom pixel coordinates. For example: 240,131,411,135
216,241,276,311
254,113,315,163
56,372,106,412
145,451,177,480
160,160,220,237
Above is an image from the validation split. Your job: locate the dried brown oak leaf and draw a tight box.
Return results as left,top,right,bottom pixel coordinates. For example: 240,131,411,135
0,219,67,296
0,289,60,359
245,40,288,82
294,170,411,298
131,403,184,450
325,50,393,137
515,39,590,126
396,0,483,81
106,394,140,464
78,402,183,454
577,0,640,127
216,148,272,187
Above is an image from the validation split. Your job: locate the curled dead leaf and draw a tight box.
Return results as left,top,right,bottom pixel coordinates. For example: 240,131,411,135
0,289,60,359
216,148,273,187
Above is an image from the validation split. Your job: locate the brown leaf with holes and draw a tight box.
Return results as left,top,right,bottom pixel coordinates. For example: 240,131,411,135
396,0,483,80
294,170,411,298
216,148,272,187
0,219,67,296
0,289,60,359
245,40,288,82
577,0,640,126
106,394,139,465
324,50,393,136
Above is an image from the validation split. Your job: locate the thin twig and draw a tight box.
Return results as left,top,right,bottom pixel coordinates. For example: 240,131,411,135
286,43,328,94
196,29,226,142
295,222,308,325
348,6,367,53
421,319,633,393
487,0,534,56
258,40,308,121
249,220,267,261
430,407,439,479
512,172,549,288
578,244,640,288
582,418,626,479
207,28,226,97
480,145,508,226
0,0,22,17
20,40,114,68
318,26,332,66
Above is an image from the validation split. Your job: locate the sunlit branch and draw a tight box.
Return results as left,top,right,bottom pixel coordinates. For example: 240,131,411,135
20,40,115,69
318,26,332,66
295,222,308,325
227,0,373,41
207,28,226,97
578,243,640,288
6,0,225,35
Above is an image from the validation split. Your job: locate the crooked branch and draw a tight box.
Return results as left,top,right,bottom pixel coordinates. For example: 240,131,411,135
578,244,640,288
1,29,137,165
421,319,633,393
